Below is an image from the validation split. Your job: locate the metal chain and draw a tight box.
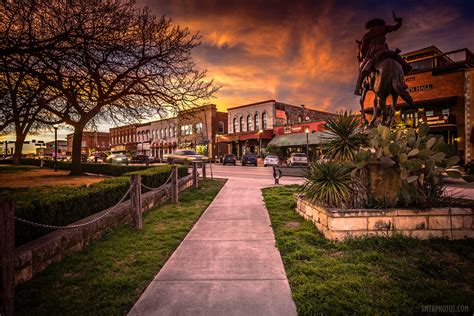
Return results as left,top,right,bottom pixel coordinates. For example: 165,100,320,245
14,184,134,230
140,171,174,191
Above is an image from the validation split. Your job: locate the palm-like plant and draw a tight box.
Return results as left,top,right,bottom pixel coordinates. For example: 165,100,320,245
324,111,366,161
302,161,353,208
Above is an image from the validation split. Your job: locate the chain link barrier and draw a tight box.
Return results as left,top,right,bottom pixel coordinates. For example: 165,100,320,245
140,170,174,191
14,184,134,230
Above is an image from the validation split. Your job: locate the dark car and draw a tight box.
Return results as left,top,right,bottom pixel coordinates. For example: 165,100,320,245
241,153,257,166
222,154,236,166
131,154,150,164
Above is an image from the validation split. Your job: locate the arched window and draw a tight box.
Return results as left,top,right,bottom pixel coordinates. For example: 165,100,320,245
254,113,259,130
247,115,252,131
146,130,150,140
137,132,140,141
262,112,267,129
160,128,163,138
233,118,238,133
239,116,244,132
169,127,173,137
164,128,167,138
298,116,303,123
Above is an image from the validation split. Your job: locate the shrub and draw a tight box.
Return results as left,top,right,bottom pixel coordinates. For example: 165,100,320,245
16,158,155,176
2,165,188,245
302,161,354,208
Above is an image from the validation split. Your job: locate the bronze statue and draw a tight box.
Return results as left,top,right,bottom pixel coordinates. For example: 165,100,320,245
356,12,414,127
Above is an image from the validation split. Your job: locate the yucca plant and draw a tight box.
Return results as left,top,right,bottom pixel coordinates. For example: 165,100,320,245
302,161,353,208
324,111,367,161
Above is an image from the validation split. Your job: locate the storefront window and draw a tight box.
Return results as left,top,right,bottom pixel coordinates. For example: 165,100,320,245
254,113,259,130
425,110,434,117
247,115,252,131
195,122,203,134
262,112,267,129
442,108,449,115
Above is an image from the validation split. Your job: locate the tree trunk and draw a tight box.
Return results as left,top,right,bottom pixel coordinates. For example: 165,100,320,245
12,133,26,165
70,127,84,175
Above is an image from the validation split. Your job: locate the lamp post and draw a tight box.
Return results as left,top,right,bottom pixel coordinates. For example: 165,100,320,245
216,134,220,162
305,127,309,158
53,124,59,171
258,129,263,157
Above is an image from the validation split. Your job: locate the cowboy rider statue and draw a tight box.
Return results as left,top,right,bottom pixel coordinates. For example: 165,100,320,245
354,12,412,96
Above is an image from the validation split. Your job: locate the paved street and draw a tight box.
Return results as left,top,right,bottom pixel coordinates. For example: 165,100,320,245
129,164,301,316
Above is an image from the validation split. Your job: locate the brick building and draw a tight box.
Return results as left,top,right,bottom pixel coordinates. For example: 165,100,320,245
66,131,110,155
149,118,178,160
110,124,137,153
220,100,333,158
364,46,474,162
178,104,228,159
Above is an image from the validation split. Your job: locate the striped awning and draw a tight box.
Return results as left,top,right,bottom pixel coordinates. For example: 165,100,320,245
268,132,331,147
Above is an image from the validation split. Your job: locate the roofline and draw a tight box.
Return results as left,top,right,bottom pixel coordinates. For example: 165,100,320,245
228,99,276,111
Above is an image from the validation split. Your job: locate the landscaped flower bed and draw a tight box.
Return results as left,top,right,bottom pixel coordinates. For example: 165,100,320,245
295,194,474,240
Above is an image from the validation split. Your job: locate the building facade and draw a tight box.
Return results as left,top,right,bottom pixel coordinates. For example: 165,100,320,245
136,123,151,156
67,132,110,155
221,100,333,158
177,104,228,159
364,46,474,162
110,124,137,153
36,140,67,157
149,118,178,160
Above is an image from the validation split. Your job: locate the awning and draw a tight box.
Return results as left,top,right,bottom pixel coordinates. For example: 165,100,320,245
268,132,331,147
218,135,239,143
239,130,273,141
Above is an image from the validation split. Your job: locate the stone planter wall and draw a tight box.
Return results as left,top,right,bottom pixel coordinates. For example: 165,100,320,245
294,194,474,241
14,175,193,285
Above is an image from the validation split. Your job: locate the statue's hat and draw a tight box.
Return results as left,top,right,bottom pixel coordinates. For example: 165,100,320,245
365,18,386,29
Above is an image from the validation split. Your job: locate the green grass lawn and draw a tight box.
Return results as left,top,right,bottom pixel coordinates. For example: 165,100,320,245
262,185,474,315
14,179,226,315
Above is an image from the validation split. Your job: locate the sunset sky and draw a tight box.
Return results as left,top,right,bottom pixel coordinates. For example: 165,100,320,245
4,0,474,150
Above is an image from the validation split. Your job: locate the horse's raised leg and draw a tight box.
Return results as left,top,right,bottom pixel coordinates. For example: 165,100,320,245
379,96,389,126
389,93,398,126
393,80,415,108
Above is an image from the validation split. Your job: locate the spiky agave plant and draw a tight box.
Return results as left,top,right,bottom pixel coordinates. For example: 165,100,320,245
302,161,353,208
324,111,366,161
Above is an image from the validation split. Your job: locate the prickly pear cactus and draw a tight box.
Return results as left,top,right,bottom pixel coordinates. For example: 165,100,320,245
347,123,461,206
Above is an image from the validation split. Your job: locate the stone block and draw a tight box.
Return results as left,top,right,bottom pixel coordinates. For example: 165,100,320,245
463,215,473,229
328,217,367,231
393,216,427,230
319,211,328,226
428,216,463,230
15,249,32,268
408,230,444,239
368,217,393,231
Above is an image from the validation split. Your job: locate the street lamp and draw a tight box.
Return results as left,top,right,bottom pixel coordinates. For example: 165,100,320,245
305,127,309,158
216,134,220,162
53,124,59,171
258,129,263,157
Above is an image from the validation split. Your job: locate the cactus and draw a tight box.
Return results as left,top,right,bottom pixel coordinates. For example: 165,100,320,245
350,123,461,207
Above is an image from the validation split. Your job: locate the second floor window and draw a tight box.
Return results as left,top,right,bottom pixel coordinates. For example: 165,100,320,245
262,112,267,129
254,113,259,130
240,116,244,132
180,124,192,136
195,122,203,134
219,121,225,133
247,115,252,131
233,118,238,133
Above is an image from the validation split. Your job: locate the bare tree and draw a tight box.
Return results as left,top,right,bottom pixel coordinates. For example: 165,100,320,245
2,0,218,174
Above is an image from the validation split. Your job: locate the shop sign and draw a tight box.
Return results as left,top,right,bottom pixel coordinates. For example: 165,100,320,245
409,84,433,93
419,115,449,126
275,110,287,119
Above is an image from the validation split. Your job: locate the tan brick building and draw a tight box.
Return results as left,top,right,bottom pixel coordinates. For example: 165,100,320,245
66,132,110,155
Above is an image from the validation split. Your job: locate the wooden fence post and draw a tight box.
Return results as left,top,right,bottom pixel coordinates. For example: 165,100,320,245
0,201,15,316
171,166,179,204
130,174,142,229
192,162,198,188
201,161,207,180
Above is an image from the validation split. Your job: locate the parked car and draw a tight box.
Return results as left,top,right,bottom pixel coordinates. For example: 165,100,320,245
241,153,257,166
222,154,237,166
264,155,279,167
130,154,150,164
167,150,208,165
287,153,308,166
106,153,129,164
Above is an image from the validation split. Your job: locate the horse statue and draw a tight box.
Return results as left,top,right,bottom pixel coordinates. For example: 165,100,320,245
355,14,415,127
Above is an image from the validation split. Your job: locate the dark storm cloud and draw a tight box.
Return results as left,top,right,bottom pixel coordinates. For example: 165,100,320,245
137,0,474,111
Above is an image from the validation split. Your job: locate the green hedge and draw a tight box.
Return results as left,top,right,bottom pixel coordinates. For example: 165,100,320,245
14,158,154,176
1,165,188,246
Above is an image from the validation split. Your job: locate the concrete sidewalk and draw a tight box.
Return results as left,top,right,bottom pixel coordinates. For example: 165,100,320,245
128,178,297,316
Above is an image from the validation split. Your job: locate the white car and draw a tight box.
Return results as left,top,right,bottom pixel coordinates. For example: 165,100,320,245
288,153,308,166
264,155,279,167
